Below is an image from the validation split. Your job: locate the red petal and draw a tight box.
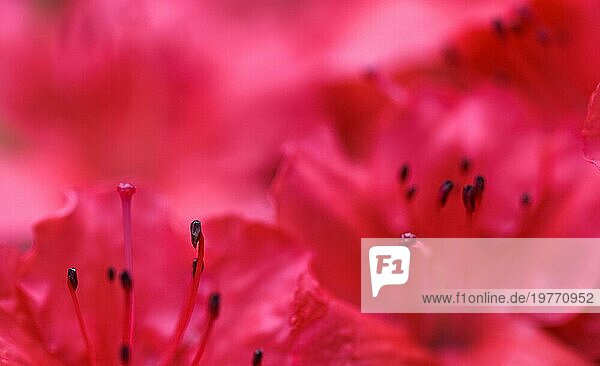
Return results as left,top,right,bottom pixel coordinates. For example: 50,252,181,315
0,243,65,365
17,185,193,364
448,0,600,117
0,310,66,366
403,314,590,365
551,313,600,360
289,274,434,365
189,217,313,365
582,82,600,168
271,128,393,304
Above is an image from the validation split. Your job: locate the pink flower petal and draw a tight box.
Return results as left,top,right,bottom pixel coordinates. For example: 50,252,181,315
289,274,434,365
582,83,600,168
17,185,193,364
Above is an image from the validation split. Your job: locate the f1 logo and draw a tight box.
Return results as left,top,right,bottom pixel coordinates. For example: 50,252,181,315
369,246,411,297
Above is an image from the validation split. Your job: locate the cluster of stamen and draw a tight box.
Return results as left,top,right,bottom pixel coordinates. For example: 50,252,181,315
398,163,418,201
490,5,543,42
397,159,492,216
66,183,263,365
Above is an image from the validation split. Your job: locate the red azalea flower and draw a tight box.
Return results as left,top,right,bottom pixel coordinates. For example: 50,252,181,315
0,0,520,245
0,183,433,365
0,0,326,230
272,126,595,365
271,36,600,363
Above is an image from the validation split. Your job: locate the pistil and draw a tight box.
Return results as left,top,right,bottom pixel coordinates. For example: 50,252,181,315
117,183,136,364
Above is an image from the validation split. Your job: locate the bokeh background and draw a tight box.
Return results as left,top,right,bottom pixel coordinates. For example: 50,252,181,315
2,0,600,364
0,0,515,245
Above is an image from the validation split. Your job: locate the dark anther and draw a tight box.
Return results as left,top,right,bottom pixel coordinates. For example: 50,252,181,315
405,185,417,201
462,185,476,214
67,267,78,291
521,192,531,206
119,270,132,292
398,164,410,183
107,266,116,282
252,349,264,366
474,175,485,198
536,27,550,45
438,180,454,207
362,66,379,81
492,18,506,38
460,158,471,173
119,344,130,364
190,220,202,249
209,292,221,319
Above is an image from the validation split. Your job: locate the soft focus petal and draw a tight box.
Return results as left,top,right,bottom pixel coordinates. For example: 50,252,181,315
0,311,65,366
550,313,600,360
289,274,433,365
445,0,600,119
0,243,65,365
271,128,393,304
193,216,313,365
17,185,193,365
0,126,71,246
413,314,590,365
582,82,600,168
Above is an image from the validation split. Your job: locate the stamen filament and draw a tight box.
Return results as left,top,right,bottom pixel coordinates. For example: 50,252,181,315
158,262,204,365
158,220,205,366
67,268,97,366
189,317,215,366
117,183,135,272
189,293,220,366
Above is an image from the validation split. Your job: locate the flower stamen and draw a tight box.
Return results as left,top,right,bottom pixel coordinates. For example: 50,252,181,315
107,266,116,283
473,175,485,196
520,192,532,207
66,268,97,366
189,292,221,366
438,180,454,207
405,185,417,201
491,18,506,39
462,185,476,214
460,158,471,174
120,345,130,365
398,164,410,184
252,349,263,366
190,220,205,265
158,220,206,366
119,270,133,364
